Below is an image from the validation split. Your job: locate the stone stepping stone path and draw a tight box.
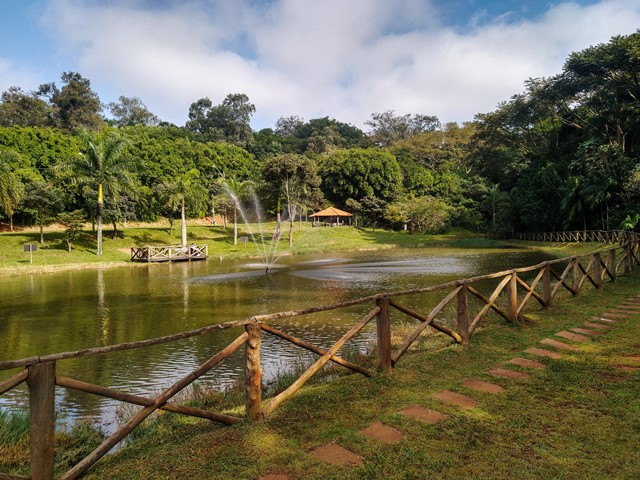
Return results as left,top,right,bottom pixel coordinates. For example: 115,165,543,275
432,390,478,408
360,422,404,444
310,442,363,466
540,338,577,351
556,330,589,342
489,367,530,379
571,327,604,336
614,305,640,312
583,321,610,330
462,378,504,393
591,317,619,323
525,347,563,359
601,312,630,319
306,298,635,471
400,405,450,424
507,357,546,369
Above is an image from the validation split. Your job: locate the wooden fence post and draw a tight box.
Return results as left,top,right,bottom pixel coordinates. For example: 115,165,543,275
593,253,603,289
456,282,470,346
507,272,519,322
27,362,56,480
376,297,392,373
245,323,262,422
624,242,632,274
608,250,617,281
543,263,552,307
572,258,581,295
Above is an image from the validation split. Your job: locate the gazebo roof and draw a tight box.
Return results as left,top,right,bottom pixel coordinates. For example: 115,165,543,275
309,206,353,217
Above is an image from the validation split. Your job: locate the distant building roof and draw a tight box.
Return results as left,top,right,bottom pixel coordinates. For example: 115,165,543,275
309,207,353,217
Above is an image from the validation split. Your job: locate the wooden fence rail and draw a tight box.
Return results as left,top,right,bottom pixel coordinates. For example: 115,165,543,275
1,231,639,480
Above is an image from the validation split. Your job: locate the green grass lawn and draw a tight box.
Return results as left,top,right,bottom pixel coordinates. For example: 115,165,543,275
58,273,640,480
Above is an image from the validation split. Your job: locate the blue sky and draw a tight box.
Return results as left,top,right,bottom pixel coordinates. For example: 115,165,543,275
0,0,637,130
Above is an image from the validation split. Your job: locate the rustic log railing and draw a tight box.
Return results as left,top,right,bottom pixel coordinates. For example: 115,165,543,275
1,232,639,479
130,244,208,262
516,229,634,245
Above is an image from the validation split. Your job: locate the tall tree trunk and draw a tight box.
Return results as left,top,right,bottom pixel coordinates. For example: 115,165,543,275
181,201,187,247
96,184,103,256
112,220,118,239
169,216,174,237
39,216,44,244
9,214,13,232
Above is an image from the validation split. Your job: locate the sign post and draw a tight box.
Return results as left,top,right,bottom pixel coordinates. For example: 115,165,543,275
24,244,37,264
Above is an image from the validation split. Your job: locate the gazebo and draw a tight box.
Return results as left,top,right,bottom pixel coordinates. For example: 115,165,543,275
309,206,353,226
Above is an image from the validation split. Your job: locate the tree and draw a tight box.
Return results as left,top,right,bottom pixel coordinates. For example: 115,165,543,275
261,154,322,246
366,110,441,147
0,87,50,127
0,150,25,231
186,93,255,147
318,148,402,206
40,72,103,130
158,169,207,247
107,96,160,127
385,195,451,233
57,210,85,252
22,181,65,243
63,129,135,255
274,115,304,137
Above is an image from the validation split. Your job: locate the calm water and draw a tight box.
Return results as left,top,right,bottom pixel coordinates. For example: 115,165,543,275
0,246,555,430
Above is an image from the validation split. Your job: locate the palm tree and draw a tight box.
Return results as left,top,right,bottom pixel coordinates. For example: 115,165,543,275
158,169,207,247
64,129,135,255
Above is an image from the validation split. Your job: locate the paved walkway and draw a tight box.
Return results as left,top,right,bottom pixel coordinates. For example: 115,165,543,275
258,296,639,480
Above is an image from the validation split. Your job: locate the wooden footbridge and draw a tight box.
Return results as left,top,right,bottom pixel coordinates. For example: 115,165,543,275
130,244,208,262
1,230,639,479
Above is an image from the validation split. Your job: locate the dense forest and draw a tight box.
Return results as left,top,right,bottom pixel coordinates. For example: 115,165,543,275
1,31,639,245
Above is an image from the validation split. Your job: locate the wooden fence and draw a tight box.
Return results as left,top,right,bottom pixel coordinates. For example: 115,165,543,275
516,230,632,244
1,231,639,480
130,244,208,262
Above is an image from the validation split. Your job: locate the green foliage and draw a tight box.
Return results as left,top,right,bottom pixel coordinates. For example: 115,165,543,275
0,409,30,445
318,148,402,206
57,209,86,252
186,93,255,147
385,195,452,233
366,110,441,147
107,96,160,127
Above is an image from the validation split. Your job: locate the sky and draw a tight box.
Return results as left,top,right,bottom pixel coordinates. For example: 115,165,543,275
0,0,639,131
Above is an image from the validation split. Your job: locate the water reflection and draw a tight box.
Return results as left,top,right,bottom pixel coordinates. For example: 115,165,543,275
0,246,556,430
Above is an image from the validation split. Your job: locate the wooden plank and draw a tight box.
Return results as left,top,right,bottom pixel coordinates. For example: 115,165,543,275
260,324,372,377
543,263,552,307
0,369,27,395
551,260,577,297
390,287,463,365
261,306,379,418
516,268,545,315
456,283,470,346
245,323,262,422
376,298,392,373
0,473,30,480
507,272,519,322
55,376,241,425
27,362,56,480
60,333,248,480
468,277,511,333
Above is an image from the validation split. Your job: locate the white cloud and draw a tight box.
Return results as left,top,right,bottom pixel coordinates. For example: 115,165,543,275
36,0,640,130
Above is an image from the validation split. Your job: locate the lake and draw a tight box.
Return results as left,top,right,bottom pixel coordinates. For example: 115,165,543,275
0,245,557,431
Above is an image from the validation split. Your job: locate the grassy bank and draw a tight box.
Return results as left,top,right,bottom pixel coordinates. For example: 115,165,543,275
0,221,597,277
30,274,635,480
